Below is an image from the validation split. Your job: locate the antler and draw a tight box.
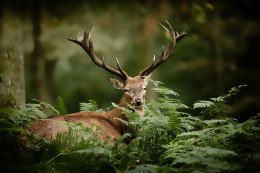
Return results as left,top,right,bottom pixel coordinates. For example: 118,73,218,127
67,26,128,80
139,20,188,77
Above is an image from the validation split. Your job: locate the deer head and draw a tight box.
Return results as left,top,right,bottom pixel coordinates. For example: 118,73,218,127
67,21,187,113
20,21,187,145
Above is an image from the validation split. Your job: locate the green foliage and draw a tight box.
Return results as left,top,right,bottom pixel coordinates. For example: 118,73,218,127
193,85,247,119
0,84,259,173
163,118,243,172
164,115,260,172
0,101,54,127
41,125,113,173
80,100,100,112
55,96,68,115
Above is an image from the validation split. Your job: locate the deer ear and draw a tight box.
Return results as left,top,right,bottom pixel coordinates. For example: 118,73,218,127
109,77,124,90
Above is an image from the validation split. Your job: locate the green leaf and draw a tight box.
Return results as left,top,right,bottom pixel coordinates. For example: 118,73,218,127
193,100,215,109
55,96,68,115
80,100,99,112
153,87,179,97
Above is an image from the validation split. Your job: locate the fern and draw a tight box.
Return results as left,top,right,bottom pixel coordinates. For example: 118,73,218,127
153,86,179,98
164,145,238,172
0,103,48,126
80,100,100,112
193,100,215,109
33,99,59,115
0,84,259,173
162,116,259,173
193,85,247,119
123,164,176,173
55,96,68,115
218,84,247,101
72,146,112,157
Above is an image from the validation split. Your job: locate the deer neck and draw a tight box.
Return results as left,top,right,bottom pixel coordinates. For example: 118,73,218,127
103,95,144,135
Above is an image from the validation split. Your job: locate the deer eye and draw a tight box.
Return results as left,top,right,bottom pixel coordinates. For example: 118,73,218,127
143,87,147,90
124,89,129,92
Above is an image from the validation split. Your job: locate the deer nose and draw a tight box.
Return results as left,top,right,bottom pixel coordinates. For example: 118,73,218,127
135,97,142,106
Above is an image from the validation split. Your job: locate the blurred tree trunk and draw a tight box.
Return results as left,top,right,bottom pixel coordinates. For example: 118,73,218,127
0,4,25,108
30,1,51,102
0,1,2,38
0,50,25,108
188,14,224,96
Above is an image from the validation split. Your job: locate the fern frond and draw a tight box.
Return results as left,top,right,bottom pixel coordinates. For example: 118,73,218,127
72,146,112,156
80,100,99,112
223,85,247,100
0,104,48,126
164,144,238,172
55,96,68,115
153,87,179,97
33,99,59,115
0,82,257,173
193,100,215,109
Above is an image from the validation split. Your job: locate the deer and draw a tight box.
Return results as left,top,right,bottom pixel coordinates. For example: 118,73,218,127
22,21,187,144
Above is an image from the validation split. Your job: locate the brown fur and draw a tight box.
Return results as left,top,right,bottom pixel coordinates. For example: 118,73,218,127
25,107,129,143
22,21,186,145
23,76,146,144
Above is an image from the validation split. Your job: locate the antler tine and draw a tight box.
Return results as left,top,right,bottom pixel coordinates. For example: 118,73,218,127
139,21,188,77
115,58,128,79
67,26,128,80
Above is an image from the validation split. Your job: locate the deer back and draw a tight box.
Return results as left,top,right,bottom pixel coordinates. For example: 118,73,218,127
24,108,127,143
22,21,187,145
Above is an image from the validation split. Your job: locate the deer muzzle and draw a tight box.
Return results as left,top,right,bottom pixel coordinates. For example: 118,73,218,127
134,97,143,106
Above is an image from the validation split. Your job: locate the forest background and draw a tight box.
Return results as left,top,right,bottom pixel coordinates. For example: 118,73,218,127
0,0,259,121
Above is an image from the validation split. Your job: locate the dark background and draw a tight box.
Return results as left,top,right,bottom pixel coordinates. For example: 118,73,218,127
1,0,259,120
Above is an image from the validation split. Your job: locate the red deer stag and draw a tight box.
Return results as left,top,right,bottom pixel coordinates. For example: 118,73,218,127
24,21,187,143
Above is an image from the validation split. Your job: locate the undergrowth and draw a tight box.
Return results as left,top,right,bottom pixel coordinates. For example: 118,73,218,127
0,83,259,173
